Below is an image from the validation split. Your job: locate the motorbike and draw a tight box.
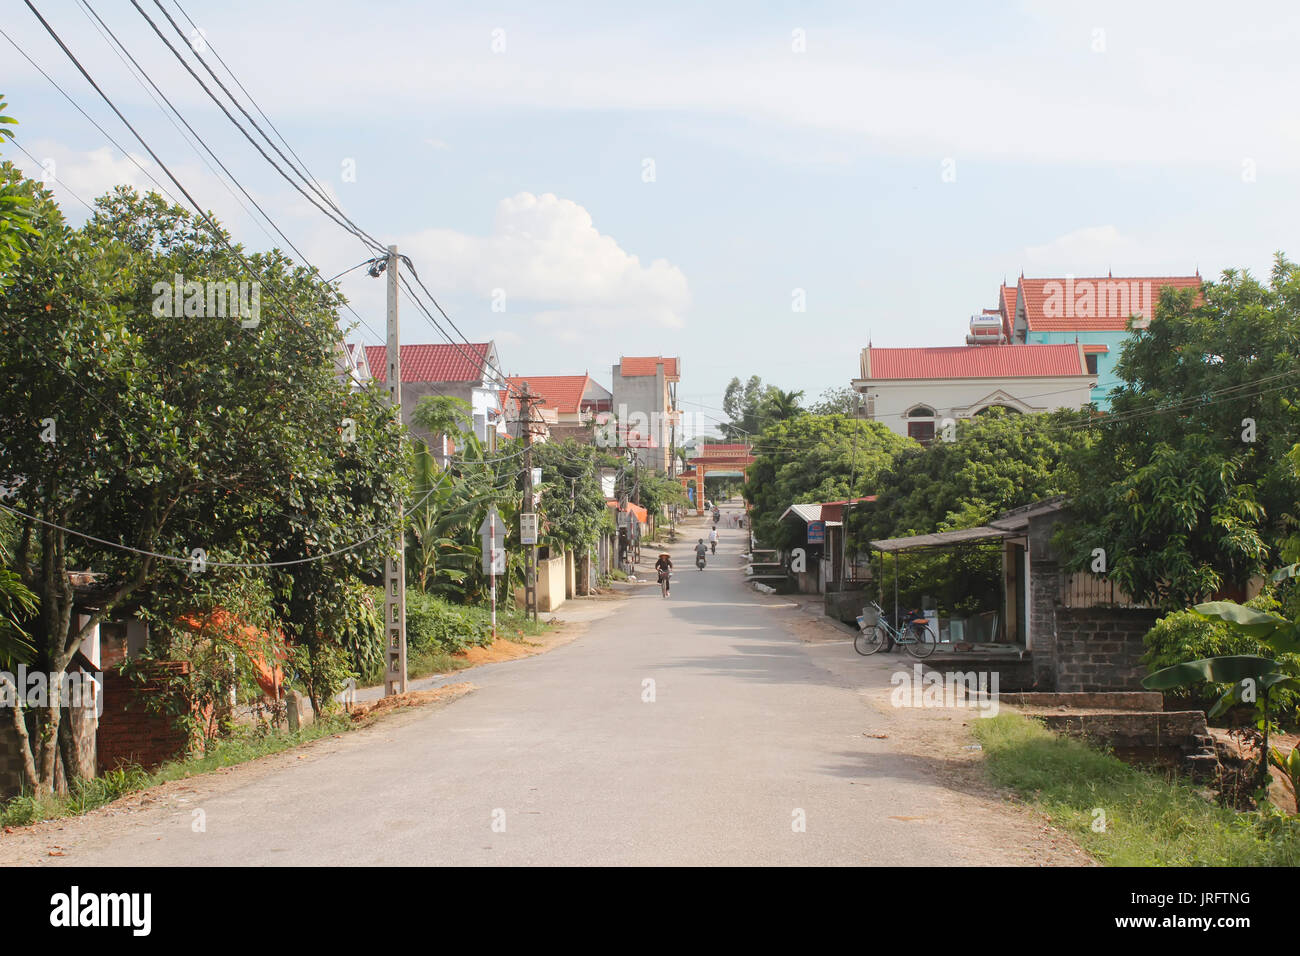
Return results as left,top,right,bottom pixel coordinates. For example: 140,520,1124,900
696,553,707,570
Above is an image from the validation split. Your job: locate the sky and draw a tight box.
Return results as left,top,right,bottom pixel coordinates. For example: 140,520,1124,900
7,0,1300,439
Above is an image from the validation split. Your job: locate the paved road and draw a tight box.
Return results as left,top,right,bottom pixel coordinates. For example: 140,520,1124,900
8,504,1075,866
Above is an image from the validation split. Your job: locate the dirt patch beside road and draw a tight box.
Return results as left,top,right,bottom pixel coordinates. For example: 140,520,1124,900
782,596,1094,865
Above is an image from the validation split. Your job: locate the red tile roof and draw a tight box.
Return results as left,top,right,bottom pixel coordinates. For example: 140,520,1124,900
1081,343,1109,353
1018,276,1201,332
999,285,1017,339
620,356,680,379
502,375,591,415
699,443,751,455
864,345,1086,379
363,342,495,384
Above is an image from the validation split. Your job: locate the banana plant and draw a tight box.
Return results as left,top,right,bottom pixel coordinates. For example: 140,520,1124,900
1143,597,1300,792
1270,744,1300,812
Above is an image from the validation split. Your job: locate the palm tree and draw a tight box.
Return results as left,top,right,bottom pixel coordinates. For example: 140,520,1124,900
761,388,805,427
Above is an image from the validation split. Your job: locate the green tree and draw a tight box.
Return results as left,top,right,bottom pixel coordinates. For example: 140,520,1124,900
745,415,914,550
1058,262,1300,609
0,173,406,790
759,388,805,429
808,386,859,416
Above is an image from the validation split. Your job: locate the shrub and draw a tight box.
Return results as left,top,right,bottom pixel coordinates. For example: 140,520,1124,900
1143,591,1300,725
404,589,493,654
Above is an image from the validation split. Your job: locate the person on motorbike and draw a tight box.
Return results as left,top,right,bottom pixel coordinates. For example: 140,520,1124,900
695,538,708,569
708,527,718,554
654,553,673,595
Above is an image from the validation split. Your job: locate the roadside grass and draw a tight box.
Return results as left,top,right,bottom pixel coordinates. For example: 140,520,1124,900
974,712,1300,865
0,713,351,830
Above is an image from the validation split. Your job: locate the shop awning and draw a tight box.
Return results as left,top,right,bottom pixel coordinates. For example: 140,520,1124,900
869,525,1018,553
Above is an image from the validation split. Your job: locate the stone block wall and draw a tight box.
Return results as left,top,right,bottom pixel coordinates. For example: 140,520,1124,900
1053,606,1159,692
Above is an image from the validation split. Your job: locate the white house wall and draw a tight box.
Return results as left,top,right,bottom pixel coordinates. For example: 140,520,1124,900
853,375,1094,438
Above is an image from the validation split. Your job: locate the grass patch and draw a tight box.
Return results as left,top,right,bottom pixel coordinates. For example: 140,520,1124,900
0,713,351,830
974,711,1300,866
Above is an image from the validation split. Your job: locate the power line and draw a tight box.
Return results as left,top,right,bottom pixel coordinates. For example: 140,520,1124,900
131,0,385,255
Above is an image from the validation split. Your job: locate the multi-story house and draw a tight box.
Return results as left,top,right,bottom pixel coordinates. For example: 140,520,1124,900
609,356,681,472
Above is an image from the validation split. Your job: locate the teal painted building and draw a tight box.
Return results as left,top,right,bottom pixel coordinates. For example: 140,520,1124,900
996,275,1202,411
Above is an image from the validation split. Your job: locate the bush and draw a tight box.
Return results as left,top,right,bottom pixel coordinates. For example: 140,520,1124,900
1143,591,1300,726
404,589,494,654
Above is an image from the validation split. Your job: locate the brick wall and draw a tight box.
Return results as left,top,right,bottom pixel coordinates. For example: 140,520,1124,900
1053,606,1159,692
1029,557,1060,688
97,666,192,774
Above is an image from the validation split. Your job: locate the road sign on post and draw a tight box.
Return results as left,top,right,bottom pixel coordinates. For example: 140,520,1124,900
480,508,506,575
520,512,539,545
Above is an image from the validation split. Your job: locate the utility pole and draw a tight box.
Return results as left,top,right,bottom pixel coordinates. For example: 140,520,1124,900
520,382,538,621
383,244,407,696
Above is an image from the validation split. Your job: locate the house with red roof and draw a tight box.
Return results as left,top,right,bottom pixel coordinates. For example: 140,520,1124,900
981,274,1202,408
609,356,681,472
359,341,506,460
500,374,612,444
852,344,1095,443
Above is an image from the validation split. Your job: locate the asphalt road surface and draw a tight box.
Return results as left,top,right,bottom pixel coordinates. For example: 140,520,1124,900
4,504,1079,866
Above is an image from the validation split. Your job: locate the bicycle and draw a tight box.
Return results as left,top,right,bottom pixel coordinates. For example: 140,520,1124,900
658,569,671,598
854,601,937,659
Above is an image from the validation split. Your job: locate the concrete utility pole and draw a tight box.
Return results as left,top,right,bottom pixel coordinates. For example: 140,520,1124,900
383,244,407,696
520,382,538,621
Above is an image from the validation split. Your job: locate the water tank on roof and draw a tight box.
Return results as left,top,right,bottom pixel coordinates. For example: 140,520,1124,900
967,313,1005,345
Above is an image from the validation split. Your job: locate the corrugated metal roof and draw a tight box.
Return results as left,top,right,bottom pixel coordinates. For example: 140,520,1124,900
869,526,1016,553
779,503,822,523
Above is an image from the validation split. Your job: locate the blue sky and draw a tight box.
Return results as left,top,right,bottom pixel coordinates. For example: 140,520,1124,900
7,0,1300,437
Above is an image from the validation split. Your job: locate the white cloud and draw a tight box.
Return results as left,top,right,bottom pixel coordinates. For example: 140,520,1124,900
402,192,690,329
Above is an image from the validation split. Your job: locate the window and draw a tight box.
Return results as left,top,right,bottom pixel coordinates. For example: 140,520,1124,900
907,420,935,442
1085,353,1099,375
907,405,935,418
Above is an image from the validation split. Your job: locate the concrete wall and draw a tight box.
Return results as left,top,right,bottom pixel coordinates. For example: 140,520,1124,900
610,365,672,471
537,555,567,612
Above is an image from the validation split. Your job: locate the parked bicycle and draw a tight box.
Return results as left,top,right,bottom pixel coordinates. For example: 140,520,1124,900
854,601,937,659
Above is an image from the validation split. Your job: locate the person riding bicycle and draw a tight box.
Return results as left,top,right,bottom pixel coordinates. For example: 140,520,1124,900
708,527,718,554
654,553,673,594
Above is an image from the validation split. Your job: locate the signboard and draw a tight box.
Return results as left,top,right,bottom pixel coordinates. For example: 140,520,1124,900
520,512,539,545
807,520,826,544
480,507,506,574
478,508,505,548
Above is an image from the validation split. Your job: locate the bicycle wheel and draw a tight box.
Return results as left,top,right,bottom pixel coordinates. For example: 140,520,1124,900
904,622,938,659
854,624,887,656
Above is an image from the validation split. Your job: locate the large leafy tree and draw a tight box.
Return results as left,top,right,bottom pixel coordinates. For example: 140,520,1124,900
745,415,914,550
1058,261,1300,609
848,408,1094,615
857,408,1095,542
532,440,618,551
0,171,405,792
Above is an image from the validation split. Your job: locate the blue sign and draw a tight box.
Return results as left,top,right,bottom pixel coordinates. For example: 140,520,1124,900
807,520,826,544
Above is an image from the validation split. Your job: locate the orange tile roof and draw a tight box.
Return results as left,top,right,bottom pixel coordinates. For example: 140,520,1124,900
364,342,495,383
620,356,680,379
999,285,1017,339
503,375,591,415
865,345,1086,379
1018,276,1201,332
